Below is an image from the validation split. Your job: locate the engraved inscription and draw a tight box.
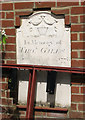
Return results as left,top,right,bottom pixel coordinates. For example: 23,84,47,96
16,11,71,67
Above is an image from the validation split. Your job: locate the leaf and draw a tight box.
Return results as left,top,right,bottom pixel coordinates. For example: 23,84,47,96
0,41,2,44
2,35,6,44
8,79,12,83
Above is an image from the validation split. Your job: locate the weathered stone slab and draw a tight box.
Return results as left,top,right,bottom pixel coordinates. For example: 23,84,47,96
16,11,71,67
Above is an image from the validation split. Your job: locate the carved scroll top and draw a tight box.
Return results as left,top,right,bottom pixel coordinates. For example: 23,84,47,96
28,15,58,26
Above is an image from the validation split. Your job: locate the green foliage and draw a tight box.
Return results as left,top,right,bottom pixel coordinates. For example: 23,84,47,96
2,35,7,44
0,30,7,51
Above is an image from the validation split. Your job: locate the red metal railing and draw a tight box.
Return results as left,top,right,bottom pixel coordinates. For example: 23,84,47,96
1,63,85,74
1,63,85,119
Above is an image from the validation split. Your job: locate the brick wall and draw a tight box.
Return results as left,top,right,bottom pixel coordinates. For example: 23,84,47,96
70,74,85,118
0,1,85,119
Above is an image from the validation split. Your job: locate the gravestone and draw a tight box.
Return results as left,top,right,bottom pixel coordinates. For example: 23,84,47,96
16,11,71,107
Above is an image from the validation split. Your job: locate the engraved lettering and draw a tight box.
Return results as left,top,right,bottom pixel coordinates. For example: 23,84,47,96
17,12,71,67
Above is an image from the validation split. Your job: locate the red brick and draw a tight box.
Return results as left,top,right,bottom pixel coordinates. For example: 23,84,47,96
2,20,14,27
0,4,2,10
65,16,70,25
80,33,85,41
15,11,32,16
35,111,42,116
71,16,78,23
15,2,34,9
81,87,85,94
0,114,2,120
0,78,2,82
35,2,55,8
72,60,85,67
15,16,21,27
71,33,77,41
6,45,16,51
72,51,78,58
5,28,16,36
19,111,26,115
0,20,2,27
2,77,5,82
2,98,13,105
71,82,83,85
80,51,85,59
2,99,8,105
0,12,5,19
72,42,85,49
0,83,1,90
71,25,85,32
1,83,8,89
7,37,16,44
47,112,67,117
20,115,25,119
71,103,77,110
81,1,85,5
2,12,5,19
52,9,69,15
69,112,83,118
2,3,13,10
0,99,2,104
6,60,16,64
6,12,14,19
1,91,5,97
42,112,46,116
80,15,85,23
0,78,5,82
0,13,1,19
57,2,79,7
78,104,85,111
72,95,84,102
71,86,79,93
4,53,16,59
71,7,85,14
6,90,10,98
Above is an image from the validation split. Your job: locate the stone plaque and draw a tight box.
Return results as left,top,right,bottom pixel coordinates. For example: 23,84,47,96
16,11,71,67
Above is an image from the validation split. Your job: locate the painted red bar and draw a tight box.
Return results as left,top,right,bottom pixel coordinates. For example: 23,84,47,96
1,63,85,71
34,106,68,112
0,64,85,74
16,105,68,112
26,70,32,119
27,68,36,119
1,65,84,74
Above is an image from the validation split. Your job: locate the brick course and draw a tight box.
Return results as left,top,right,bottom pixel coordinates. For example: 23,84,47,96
80,33,85,41
15,2,34,9
72,42,85,49
6,12,14,19
52,9,69,15
2,20,14,27
72,60,85,67
57,2,79,7
71,16,78,23
71,33,77,41
5,28,16,36
71,86,79,93
2,3,13,10
71,7,84,14
35,2,55,8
